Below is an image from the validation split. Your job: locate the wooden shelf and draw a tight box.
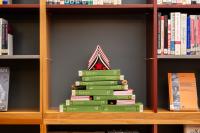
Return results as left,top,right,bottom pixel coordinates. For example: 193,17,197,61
46,4,153,9
0,111,42,124
0,55,40,59
44,109,155,125
157,55,200,59
157,4,200,8
156,109,200,124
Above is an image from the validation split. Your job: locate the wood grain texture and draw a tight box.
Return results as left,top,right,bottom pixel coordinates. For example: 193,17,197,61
44,109,155,124
0,111,42,124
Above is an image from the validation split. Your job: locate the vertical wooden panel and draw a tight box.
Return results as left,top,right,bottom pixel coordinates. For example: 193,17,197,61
41,124,47,133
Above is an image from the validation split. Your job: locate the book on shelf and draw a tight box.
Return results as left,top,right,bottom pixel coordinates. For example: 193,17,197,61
93,95,135,100
47,0,121,5
184,125,200,133
59,45,143,112
82,75,124,81
1,0,12,4
157,0,200,4
158,12,200,56
0,18,13,55
75,80,128,86
86,85,128,90
168,73,199,111
0,67,10,111
66,100,107,106
78,69,120,76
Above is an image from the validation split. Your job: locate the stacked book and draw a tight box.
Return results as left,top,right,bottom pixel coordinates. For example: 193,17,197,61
46,0,122,5
0,18,13,55
59,69,143,112
157,0,200,4
158,12,200,56
0,0,12,4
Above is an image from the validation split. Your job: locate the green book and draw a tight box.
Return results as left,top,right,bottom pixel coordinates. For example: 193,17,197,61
66,100,107,106
86,85,128,90
60,104,102,112
102,103,143,112
75,80,128,86
82,75,124,81
72,89,113,96
78,69,120,76
93,95,135,100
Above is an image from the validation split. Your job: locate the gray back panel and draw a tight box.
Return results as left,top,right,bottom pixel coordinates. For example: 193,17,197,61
50,14,146,108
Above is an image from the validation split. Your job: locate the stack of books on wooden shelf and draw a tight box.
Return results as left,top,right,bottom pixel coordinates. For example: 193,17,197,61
158,12,200,56
46,0,122,5
157,0,200,4
0,18,13,55
59,45,143,112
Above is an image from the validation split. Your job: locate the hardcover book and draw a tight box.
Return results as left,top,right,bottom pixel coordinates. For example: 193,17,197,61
168,73,199,111
0,67,10,111
75,80,127,86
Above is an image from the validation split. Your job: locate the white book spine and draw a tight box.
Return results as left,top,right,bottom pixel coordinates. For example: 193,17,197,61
99,0,104,5
113,0,118,4
49,0,53,4
187,0,191,4
117,0,121,4
8,34,13,55
175,12,181,55
161,16,165,55
182,0,187,4
181,14,187,55
93,0,97,4
170,13,175,55
171,0,176,4
176,0,182,4
60,0,65,4
157,0,162,4
197,0,200,3
168,19,171,55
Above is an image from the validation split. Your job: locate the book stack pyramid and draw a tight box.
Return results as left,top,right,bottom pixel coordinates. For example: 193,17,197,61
59,45,143,112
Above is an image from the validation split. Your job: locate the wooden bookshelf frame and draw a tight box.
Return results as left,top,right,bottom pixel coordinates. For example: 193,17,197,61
0,0,199,132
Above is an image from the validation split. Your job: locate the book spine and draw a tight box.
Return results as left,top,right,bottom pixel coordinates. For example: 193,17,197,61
3,0,7,4
172,0,176,4
187,16,191,55
116,100,135,105
8,24,13,55
114,89,133,96
175,12,181,55
195,15,198,55
86,85,128,90
181,14,187,55
49,0,53,4
176,0,182,4
102,103,143,112
161,16,165,55
93,95,135,100
1,19,8,55
190,15,196,55
63,105,102,112
79,69,120,76
191,0,197,3
82,75,124,81
71,96,91,101
198,16,200,55
0,67,10,111
72,90,113,96
168,19,171,55
157,0,162,4
170,13,175,55
66,100,107,106
60,0,65,4
75,80,127,86
157,12,161,55
8,0,11,4
164,15,168,55
65,0,70,4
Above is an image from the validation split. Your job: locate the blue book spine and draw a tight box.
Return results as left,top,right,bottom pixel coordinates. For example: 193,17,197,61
3,0,8,4
65,0,70,4
187,16,191,55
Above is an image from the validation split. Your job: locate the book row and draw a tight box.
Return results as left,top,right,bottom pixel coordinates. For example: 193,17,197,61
157,0,200,4
0,18,13,55
0,0,12,4
157,13,200,56
46,0,122,5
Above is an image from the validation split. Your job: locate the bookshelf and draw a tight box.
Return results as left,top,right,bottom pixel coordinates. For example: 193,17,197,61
0,0,199,132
